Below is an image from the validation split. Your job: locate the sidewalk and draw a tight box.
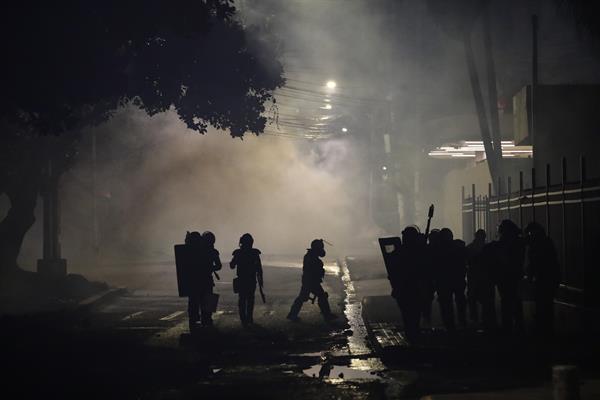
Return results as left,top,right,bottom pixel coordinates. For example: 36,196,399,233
421,380,600,400
0,268,119,315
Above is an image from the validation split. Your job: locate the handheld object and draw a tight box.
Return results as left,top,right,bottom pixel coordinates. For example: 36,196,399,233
174,244,195,297
259,284,266,304
424,204,435,238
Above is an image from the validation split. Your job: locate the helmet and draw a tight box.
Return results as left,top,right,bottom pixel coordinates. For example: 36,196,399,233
439,227,454,242
310,239,324,251
187,231,203,246
202,231,216,246
310,239,326,257
474,229,486,241
498,219,520,239
525,222,545,238
401,226,419,245
239,233,254,248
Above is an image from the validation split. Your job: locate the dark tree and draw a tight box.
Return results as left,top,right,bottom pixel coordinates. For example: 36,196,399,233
0,0,284,272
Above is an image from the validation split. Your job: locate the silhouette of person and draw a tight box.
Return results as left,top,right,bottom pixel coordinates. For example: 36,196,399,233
435,228,467,331
185,231,217,330
422,229,440,327
467,229,496,330
389,226,424,340
230,233,263,326
287,239,337,322
203,231,222,276
486,219,525,334
525,222,560,337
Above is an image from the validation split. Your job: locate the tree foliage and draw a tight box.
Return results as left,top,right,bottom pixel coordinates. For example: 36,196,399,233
0,0,284,137
0,1,284,272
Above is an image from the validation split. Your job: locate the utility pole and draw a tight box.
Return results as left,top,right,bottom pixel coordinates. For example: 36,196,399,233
92,130,99,261
37,153,67,277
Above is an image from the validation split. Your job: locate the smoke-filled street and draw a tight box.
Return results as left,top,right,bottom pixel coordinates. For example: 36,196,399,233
3,0,600,399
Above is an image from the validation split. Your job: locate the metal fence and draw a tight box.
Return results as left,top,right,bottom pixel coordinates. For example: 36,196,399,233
462,157,600,308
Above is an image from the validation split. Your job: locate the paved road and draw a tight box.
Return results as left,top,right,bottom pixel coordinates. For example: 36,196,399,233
2,257,392,399
10,254,597,399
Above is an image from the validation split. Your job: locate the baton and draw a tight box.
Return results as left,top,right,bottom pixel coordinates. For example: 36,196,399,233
213,271,220,280
259,283,266,303
424,204,435,238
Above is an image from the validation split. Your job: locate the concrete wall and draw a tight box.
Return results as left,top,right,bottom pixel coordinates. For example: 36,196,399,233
439,161,491,239
532,85,600,183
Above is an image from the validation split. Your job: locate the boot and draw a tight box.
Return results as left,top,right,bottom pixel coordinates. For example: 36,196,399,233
287,298,303,321
318,295,336,320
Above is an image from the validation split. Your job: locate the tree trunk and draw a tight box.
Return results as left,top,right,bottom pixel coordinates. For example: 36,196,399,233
0,178,39,273
463,28,501,192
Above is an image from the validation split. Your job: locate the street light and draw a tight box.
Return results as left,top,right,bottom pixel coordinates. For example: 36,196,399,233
341,127,348,133
326,80,337,89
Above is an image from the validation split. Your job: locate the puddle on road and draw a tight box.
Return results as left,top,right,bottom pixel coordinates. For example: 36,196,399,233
339,259,380,359
323,262,341,276
348,357,385,371
290,351,323,357
299,260,387,384
303,362,383,382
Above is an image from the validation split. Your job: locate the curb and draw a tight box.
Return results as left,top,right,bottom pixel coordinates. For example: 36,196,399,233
77,287,127,311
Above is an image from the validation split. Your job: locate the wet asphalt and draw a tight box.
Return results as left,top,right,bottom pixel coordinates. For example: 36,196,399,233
8,255,596,399
1,257,394,399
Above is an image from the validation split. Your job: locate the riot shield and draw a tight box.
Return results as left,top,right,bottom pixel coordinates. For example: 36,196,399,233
174,244,192,297
378,237,401,276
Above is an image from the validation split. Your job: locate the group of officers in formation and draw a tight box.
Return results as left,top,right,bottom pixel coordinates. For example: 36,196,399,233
182,218,560,337
182,231,336,331
386,219,560,340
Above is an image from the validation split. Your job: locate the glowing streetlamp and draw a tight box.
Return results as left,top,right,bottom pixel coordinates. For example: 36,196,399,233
325,80,337,89
341,127,348,133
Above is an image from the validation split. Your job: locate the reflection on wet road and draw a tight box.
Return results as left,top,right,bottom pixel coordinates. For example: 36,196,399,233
84,256,394,395
298,258,386,384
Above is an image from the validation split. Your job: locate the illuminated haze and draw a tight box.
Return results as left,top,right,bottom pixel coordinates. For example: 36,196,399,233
14,107,378,269
13,0,600,271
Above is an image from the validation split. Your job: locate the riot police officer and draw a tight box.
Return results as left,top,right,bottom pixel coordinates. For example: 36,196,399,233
230,233,263,326
390,226,425,340
466,229,496,330
202,231,222,275
525,222,560,337
186,231,217,329
486,219,525,333
435,228,467,331
287,239,337,321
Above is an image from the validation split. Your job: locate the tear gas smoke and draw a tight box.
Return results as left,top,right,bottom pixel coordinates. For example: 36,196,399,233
44,107,379,268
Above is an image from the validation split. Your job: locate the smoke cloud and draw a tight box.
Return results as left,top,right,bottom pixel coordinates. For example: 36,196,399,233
12,0,600,273
47,106,379,267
